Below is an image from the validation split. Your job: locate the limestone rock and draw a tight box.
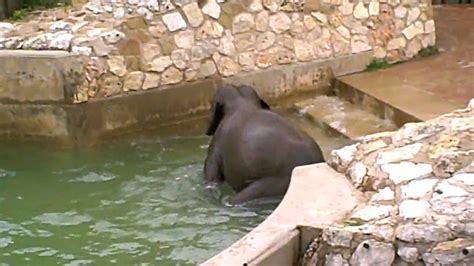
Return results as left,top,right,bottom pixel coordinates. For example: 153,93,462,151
405,38,422,58
171,49,190,70
396,224,454,243
123,71,144,91
218,32,236,56
142,73,160,90
432,181,469,200
452,173,474,186
233,13,255,34
214,54,240,77
371,187,395,202
381,162,432,184
174,30,195,49
403,21,424,40
162,12,187,32
423,239,474,265
323,228,354,248
399,200,430,219
330,143,359,171
101,30,125,44
394,6,407,19
376,143,423,165
199,60,217,77
107,56,127,77
202,0,221,19
338,3,354,16
407,7,421,25
161,66,183,85
401,179,438,199
336,25,351,40
148,22,168,37
72,46,92,56
425,20,435,34
234,33,256,52
398,247,420,263
387,37,406,50
269,12,291,34
100,74,123,97
294,39,314,61
325,253,349,266
249,0,264,12
369,2,380,16
238,52,256,72
256,10,269,32
263,0,281,13
351,35,371,53
311,12,327,24
352,205,392,221
149,56,173,72
182,2,204,27
197,20,224,39
303,15,317,30
348,162,367,188
141,43,161,66
49,33,74,50
256,50,273,68
49,21,70,32
354,3,369,20
350,240,395,265
256,31,275,50
191,41,216,61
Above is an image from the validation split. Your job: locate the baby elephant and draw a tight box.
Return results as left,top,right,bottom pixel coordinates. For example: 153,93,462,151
203,85,324,205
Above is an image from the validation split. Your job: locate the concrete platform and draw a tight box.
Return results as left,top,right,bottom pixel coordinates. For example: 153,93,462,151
202,163,365,266
334,6,473,124
293,96,397,140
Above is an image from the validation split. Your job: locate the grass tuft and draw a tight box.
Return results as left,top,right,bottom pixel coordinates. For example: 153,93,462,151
418,45,439,58
366,59,392,72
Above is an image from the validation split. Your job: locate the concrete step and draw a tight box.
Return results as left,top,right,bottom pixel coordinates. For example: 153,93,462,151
293,95,397,140
334,74,464,127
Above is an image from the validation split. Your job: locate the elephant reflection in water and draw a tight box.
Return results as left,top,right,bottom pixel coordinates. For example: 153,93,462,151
203,85,324,205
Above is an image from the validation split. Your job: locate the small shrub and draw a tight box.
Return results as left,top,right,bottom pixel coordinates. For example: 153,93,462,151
9,8,31,21
366,59,391,72
418,45,439,58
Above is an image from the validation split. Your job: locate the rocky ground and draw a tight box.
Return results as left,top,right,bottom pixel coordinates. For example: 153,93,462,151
302,99,474,265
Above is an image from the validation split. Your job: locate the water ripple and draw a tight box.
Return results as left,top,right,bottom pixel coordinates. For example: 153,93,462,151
32,212,92,226
70,172,116,183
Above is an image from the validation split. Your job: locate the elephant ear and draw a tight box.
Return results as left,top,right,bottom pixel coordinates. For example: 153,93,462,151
205,102,224,136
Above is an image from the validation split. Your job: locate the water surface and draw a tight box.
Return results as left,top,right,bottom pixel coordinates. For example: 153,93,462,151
0,136,276,265
0,111,349,265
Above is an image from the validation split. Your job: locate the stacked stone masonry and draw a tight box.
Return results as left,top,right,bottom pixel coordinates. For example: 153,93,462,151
0,0,435,103
302,99,474,265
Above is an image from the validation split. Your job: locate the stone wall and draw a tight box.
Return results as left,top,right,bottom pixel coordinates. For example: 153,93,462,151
301,100,474,265
0,0,436,103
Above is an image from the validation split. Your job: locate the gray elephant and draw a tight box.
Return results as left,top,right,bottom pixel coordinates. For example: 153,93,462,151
203,85,324,205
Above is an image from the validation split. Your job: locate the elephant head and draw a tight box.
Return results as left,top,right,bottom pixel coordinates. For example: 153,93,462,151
206,85,270,136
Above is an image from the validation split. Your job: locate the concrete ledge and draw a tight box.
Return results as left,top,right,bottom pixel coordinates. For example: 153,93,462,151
202,163,365,266
0,50,87,103
335,74,464,127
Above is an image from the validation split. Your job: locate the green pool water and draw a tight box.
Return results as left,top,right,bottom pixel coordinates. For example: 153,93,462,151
0,110,351,265
0,136,277,265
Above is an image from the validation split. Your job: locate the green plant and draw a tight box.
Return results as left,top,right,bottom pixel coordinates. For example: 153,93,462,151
9,8,30,21
418,45,439,58
366,58,392,71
